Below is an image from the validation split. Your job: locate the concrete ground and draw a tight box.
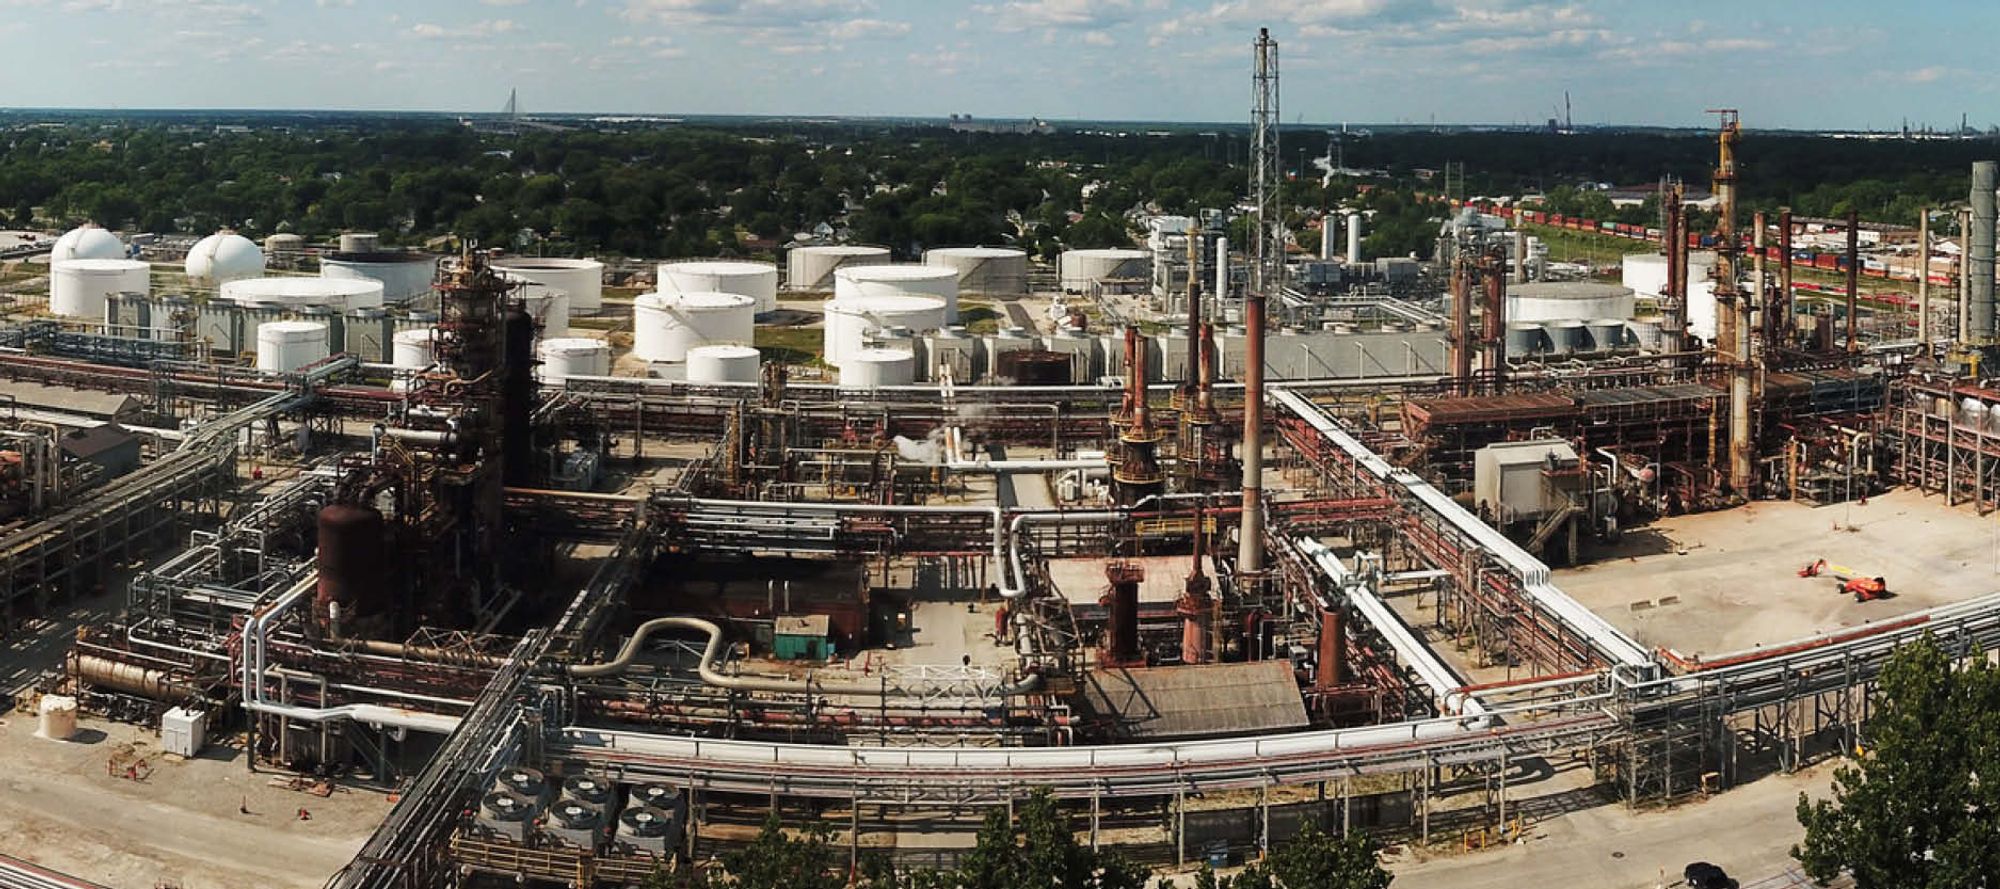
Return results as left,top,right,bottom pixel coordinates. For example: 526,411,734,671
1557,489,2000,658
0,713,383,889
1389,762,1838,889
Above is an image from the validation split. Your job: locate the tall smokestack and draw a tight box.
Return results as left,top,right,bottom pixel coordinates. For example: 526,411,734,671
1918,208,1931,352
1237,285,1266,575
1962,207,1974,343
1215,236,1229,303
1513,226,1528,284
1480,249,1507,390
1346,213,1363,263
1779,209,1794,344
1845,209,1861,353
1970,161,1996,343
1450,254,1474,395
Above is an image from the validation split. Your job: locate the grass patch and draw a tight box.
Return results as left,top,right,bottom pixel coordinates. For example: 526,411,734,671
960,304,1002,334
756,325,823,366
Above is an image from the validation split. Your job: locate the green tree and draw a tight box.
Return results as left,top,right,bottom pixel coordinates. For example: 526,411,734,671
956,789,1149,889
1793,635,2000,888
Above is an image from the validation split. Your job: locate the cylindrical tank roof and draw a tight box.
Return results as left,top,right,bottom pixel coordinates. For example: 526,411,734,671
1507,282,1633,300
836,264,958,282
637,291,756,312
223,276,384,309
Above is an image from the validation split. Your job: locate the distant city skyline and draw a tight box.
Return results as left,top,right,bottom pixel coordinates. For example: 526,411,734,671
0,0,1989,131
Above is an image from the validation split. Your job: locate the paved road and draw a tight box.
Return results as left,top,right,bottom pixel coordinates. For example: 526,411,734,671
1391,765,1839,889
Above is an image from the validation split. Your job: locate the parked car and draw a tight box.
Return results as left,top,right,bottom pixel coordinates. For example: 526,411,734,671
1684,861,1735,889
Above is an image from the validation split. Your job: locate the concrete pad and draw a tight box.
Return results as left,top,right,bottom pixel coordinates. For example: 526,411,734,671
1556,488,2000,658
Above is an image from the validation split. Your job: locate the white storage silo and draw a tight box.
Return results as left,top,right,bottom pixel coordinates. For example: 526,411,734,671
256,320,331,372
657,261,779,315
820,294,948,366
633,291,756,363
537,337,612,382
52,225,125,263
50,258,149,318
834,265,961,322
494,257,603,317
392,328,437,369
1058,248,1149,293
923,246,1029,296
840,348,916,387
1505,282,1637,324
184,232,266,285
222,276,385,312
787,245,891,291
685,344,762,384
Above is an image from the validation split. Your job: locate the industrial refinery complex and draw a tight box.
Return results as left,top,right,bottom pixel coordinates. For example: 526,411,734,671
1,26,1998,889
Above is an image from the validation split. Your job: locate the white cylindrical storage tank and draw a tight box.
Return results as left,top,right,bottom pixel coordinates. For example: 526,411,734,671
1506,282,1637,324
256,320,330,372
50,258,149,318
686,344,762,384
840,348,916,387
222,276,384,312
1346,213,1364,262
37,694,77,741
494,257,603,317
52,225,125,263
516,288,571,337
1685,279,1720,343
834,265,961,322
320,251,438,304
1058,248,1149,293
264,233,305,257
787,245,891,291
184,232,266,285
1621,253,1669,297
339,233,382,254
922,246,1028,296
820,294,948,366
657,261,779,315
537,337,611,382
633,291,756,363
392,328,436,369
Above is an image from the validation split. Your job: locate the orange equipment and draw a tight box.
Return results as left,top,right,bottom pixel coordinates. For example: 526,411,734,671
1799,559,1888,601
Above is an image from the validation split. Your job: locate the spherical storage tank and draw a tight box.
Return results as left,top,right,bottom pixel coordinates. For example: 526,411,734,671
686,344,762,384
50,258,149,318
1058,248,1149,293
256,320,330,372
657,261,778,315
184,232,266,285
494,257,602,318
1505,282,1636,324
537,337,612,382
51,225,125,263
834,264,960,322
922,246,1028,296
840,348,916,388
222,277,384,312
821,294,948,366
787,245,890,291
321,250,438,304
632,291,755,363
392,328,436,369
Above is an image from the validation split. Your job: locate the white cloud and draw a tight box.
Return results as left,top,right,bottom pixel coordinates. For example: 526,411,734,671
827,18,909,40
410,18,519,39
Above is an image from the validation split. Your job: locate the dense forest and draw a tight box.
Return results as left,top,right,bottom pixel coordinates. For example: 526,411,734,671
0,116,1985,263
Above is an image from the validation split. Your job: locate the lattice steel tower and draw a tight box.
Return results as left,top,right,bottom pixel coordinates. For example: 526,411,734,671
1250,28,1282,299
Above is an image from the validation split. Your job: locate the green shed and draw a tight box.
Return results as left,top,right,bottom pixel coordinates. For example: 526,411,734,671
773,615,830,661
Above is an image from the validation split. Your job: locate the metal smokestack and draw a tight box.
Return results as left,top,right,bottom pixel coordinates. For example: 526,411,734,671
1970,161,1996,343
1918,208,1931,352
1513,226,1528,284
1845,209,1861,353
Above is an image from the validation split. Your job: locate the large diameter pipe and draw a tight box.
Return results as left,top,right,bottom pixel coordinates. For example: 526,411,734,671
1970,160,1996,343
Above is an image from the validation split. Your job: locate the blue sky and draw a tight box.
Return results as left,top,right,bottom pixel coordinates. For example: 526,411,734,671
0,0,1982,129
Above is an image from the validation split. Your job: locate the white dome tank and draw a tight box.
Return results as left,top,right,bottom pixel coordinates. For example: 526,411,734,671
493,257,602,317
657,261,779,314
50,258,149,318
184,232,266,285
1058,248,1148,293
391,327,436,369
840,348,916,387
835,264,961,322
820,294,948,366
787,244,890,290
686,344,761,384
51,225,124,263
922,246,1028,295
222,276,384,311
256,320,331,372
537,337,612,382
633,291,755,363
